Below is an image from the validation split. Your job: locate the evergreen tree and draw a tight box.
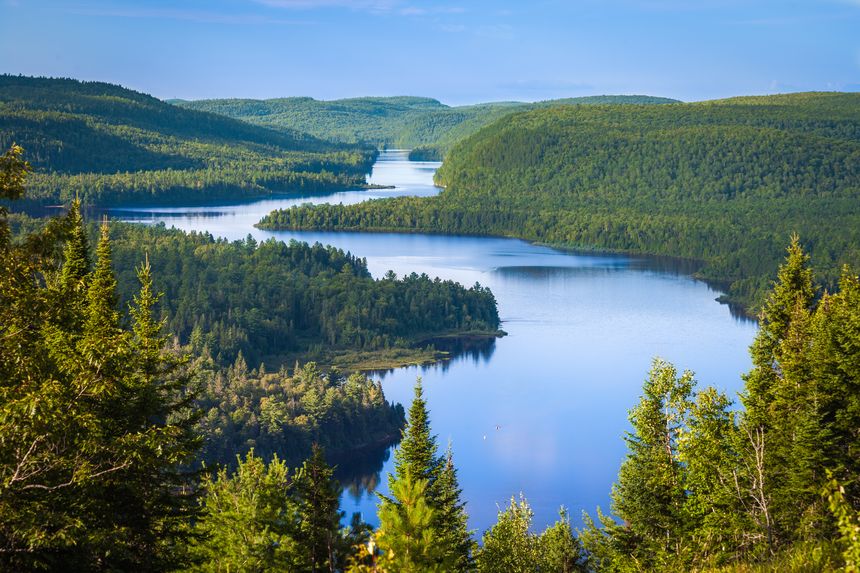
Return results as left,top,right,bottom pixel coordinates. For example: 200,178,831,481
435,445,475,572
811,268,860,513
376,474,450,573
476,495,537,573
188,450,300,572
391,378,440,489
612,359,694,568
538,508,586,573
1,170,201,569
740,236,820,552
294,444,344,573
59,197,91,300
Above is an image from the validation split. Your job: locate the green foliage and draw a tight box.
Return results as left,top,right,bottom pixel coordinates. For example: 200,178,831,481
0,143,30,201
379,380,474,571
259,92,860,312
0,170,200,570
174,94,678,158
583,241,860,571
186,450,301,572
376,475,451,572
294,444,345,572
196,358,405,477
826,474,860,572
99,222,500,368
0,75,376,205
477,496,584,573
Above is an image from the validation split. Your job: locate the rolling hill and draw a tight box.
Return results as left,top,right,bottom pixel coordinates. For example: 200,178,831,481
172,94,679,159
258,92,860,311
0,75,376,205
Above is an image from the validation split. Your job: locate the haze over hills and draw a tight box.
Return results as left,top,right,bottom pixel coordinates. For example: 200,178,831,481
259,91,860,312
0,75,376,205
171,94,680,159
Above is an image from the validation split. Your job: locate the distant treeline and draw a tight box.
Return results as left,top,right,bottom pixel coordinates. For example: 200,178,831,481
0,75,376,204
173,94,679,158
258,92,860,312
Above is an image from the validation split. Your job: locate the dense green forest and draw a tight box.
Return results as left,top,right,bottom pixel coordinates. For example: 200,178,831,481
172,94,678,160
3,140,860,572
9,213,501,369
0,76,377,205
259,92,860,312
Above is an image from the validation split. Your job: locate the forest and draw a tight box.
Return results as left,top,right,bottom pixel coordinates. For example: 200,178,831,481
8,213,501,369
258,92,860,312
0,76,377,205
173,94,678,160
2,110,860,570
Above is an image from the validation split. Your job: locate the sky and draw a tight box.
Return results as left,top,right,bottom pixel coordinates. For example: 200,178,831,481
1,0,859,105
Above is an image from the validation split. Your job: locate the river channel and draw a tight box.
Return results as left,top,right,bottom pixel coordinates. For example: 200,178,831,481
111,149,758,532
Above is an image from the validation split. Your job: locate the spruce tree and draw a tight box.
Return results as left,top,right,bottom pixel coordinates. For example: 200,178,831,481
382,379,474,570
435,445,475,572
376,474,449,573
391,378,440,488
740,236,819,552
295,444,344,573
59,197,91,299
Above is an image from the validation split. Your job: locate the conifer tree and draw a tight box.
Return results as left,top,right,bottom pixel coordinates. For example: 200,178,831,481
189,450,300,572
295,444,344,573
539,508,586,573
476,495,537,573
612,359,694,567
435,445,475,572
740,236,820,551
59,197,91,299
391,378,440,488
376,474,449,573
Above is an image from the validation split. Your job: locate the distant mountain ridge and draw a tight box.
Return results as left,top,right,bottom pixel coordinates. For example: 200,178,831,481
0,75,375,204
172,94,680,158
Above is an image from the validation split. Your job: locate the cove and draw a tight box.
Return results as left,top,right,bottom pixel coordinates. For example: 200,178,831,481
111,149,758,533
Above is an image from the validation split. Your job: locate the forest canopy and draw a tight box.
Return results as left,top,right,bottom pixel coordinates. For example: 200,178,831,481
172,94,679,159
258,92,860,312
0,75,376,205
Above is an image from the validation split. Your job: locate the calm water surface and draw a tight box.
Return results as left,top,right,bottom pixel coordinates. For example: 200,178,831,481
113,150,758,532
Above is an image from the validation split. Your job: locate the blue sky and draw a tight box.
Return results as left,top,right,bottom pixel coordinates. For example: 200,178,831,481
1,0,858,104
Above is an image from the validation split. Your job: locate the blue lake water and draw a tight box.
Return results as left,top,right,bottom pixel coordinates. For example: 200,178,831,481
112,149,758,533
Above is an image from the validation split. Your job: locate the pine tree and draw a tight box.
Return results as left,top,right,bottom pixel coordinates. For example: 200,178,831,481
295,444,344,573
376,474,449,573
435,445,475,572
391,378,440,489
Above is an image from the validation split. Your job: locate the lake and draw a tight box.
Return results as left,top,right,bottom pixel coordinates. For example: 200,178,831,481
112,149,758,533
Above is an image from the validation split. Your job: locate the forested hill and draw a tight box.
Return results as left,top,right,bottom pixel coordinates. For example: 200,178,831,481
0,75,376,204
172,94,679,159
258,92,860,312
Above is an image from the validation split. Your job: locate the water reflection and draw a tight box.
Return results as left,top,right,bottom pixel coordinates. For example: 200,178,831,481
106,149,758,533
334,443,395,507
